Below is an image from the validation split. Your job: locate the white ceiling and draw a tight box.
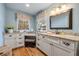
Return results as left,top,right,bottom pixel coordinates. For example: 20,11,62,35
5,3,52,15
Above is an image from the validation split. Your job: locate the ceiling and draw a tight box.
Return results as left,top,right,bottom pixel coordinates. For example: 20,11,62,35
5,3,52,15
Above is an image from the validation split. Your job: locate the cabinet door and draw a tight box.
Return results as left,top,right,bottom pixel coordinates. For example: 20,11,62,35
10,39,16,48
38,40,51,55
5,39,16,49
5,39,10,46
51,44,74,56
50,44,54,56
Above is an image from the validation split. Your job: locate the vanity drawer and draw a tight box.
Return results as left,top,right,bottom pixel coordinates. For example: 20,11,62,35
60,39,75,50
16,38,24,43
16,42,24,47
48,36,60,44
16,33,24,37
4,34,15,39
16,37,24,40
16,36,24,41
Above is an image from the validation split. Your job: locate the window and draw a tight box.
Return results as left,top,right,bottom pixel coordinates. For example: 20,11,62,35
16,12,31,31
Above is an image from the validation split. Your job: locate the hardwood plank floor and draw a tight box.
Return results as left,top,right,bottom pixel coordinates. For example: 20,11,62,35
12,47,45,56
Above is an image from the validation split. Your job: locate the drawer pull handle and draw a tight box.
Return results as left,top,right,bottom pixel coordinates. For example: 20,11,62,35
50,43,53,45
19,34,21,36
37,44,40,46
9,35,12,37
63,42,70,46
18,42,22,44
19,38,22,39
38,35,39,36
43,36,45,38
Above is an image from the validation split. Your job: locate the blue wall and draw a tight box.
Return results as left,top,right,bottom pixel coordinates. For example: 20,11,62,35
5,7,36,32
72,4,79,33
0,4,5,47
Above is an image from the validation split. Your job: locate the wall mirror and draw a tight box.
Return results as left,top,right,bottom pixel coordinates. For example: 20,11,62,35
50,9,72,29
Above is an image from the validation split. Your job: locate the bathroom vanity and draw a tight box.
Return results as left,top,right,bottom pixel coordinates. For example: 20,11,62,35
36,32,79,56
4,32,36,49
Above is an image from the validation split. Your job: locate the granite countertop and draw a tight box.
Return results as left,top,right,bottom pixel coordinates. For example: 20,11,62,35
39,32,79,42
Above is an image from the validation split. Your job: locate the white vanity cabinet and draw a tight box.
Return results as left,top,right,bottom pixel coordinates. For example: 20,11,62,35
5,39,16,49
15,33,24,48
36,33,78,56
51,39,76,56
38,40,51,55
4,33,24,49
4,34,16,49
51,44,74,56
49,37,75,56
36,34,51,55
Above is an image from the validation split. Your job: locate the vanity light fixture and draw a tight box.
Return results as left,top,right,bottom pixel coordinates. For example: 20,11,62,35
50,4,71,16
50,10,56,15
25,4,30,7
50,7,60,16
56,7,61,14
61,5,71,12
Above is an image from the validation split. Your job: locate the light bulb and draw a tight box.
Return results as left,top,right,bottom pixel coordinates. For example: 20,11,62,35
25,4,30,7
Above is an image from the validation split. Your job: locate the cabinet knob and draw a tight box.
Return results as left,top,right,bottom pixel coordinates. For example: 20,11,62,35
38,34,39,36
42,36,45,38
50,43,53,45
9,35,12,37
19,38,22,39
37,43,40,46
19,34,21,36
18,42,22,44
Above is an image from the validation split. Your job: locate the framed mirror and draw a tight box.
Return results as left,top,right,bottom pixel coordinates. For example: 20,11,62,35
50,9,72,29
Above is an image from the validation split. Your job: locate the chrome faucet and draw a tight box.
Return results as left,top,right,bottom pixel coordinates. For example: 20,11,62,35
55,29,59,34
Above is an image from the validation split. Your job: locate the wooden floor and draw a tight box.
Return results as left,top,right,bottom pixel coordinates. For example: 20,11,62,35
12,47,45,56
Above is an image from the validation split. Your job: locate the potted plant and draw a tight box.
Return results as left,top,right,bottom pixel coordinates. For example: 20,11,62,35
5,24,14,33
